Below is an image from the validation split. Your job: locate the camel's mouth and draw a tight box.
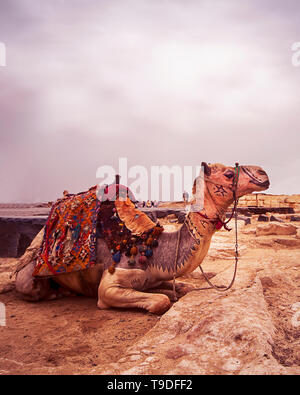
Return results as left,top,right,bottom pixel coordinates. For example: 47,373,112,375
241,166,270,189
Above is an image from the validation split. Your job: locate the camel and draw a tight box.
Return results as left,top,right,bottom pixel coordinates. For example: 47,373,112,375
14,163,269,314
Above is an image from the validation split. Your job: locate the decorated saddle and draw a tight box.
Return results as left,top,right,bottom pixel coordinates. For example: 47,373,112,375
33,183,163,277
97,198,163,274
33,186,100,277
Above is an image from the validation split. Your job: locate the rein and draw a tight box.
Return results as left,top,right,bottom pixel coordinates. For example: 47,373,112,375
185,163,240,293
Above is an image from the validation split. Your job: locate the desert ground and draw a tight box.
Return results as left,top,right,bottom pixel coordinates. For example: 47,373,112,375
0,213,300,375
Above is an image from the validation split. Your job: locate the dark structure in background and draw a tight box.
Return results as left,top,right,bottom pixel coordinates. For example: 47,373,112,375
0,204,296,258
0,217,45,258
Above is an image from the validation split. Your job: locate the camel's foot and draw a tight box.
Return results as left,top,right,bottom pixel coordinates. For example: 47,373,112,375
152,280,195,299
146,288,178,302
147,294,171,314
174,282,195,298
97,298,110,310
45,288,74,301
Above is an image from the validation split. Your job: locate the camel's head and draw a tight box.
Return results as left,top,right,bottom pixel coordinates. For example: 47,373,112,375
194,162,270,208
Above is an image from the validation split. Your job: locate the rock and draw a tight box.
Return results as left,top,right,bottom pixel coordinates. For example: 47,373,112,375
208,241,246,260
166,214,177,220
153,209,187,223
290,216,300,222
177,212,186,224
165,346,187,360
161,224,178,233
236,220,245,230
258,215,269,222
237,216,251,225
291,302,300,312
237,193,300,211
291,311,300,328
274,238,300,248
260,276,275,289
156,210,171,219
140,349,155,356
92,275,295,375
145,212,157,223
270,215,284,223
254,239,276,248
256,223,297,237
129,354,141,361
223,358,241,372
242,228,256,235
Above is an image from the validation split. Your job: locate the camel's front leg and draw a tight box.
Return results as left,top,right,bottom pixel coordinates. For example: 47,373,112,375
154,280,195,299
97,268,171,315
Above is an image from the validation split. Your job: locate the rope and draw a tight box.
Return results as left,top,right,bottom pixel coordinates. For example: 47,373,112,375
172,225,182,301
169,163,240,299
187,163,240,293
189,203,239,292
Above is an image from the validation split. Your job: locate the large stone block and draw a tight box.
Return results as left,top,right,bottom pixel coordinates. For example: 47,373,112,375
258,214,269,222
256,223,297,237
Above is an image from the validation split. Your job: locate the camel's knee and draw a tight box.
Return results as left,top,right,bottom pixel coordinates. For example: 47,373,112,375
97,269,171,314
98,282,171,314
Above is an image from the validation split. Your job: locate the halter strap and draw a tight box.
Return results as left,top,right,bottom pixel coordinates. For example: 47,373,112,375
194,163,240,231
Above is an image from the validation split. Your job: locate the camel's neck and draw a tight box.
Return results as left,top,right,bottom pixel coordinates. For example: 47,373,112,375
149,191,235,278
172,192,234,276
153,216,214,278
192,185,234,221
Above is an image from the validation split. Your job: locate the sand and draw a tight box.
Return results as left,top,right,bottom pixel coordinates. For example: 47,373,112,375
0,216,300,374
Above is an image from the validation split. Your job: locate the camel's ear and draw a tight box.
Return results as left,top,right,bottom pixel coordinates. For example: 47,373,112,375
201,162,211,177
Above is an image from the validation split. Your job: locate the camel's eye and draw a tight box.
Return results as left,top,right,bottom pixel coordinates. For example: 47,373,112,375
224,172,234,179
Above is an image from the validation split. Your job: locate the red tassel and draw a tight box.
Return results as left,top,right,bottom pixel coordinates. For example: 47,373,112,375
215,220,223,230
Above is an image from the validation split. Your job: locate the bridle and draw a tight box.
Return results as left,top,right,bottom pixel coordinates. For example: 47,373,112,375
193,162,240,231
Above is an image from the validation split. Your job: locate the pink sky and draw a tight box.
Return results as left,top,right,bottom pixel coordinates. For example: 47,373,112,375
0,0,300,202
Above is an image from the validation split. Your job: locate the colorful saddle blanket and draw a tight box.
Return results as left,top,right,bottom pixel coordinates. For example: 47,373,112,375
33,186,100,277
33,186,161,278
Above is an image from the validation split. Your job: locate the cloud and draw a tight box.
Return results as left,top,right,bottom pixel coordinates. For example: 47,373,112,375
0,0,299,202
